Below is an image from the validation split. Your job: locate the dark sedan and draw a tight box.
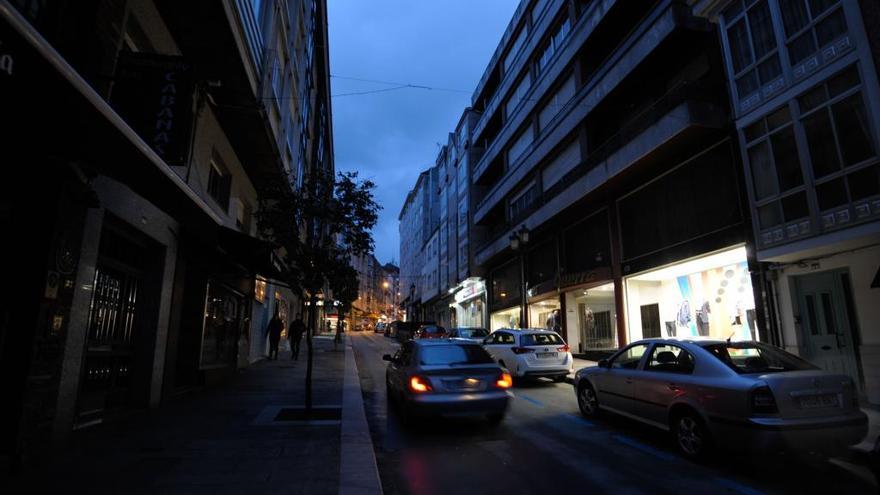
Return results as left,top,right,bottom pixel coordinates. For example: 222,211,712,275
384,339,512,425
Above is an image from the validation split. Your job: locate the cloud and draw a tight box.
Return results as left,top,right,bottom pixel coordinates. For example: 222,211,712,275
328,0,518,264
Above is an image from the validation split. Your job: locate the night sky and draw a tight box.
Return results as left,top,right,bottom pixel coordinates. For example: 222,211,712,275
328,0,519,265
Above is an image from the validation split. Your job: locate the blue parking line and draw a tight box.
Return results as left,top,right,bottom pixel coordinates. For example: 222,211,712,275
560,413,595,427
517,394,545,408
612,435,679,462
714,478,766,495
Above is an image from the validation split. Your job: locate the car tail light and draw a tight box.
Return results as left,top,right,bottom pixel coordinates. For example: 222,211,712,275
751,385,778,414
511,347,535,354
409,376,432,393
557,345,570,352
495,372,513,389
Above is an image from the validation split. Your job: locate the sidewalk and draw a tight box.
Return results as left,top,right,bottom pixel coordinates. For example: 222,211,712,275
5,336,381,495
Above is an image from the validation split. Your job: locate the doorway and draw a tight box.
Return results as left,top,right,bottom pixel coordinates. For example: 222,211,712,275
793,269,860,384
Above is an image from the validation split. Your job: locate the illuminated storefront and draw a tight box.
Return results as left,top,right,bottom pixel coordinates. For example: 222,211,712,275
490,306,521,331
624,246,760,342
453,279,486,328
528,298,560,332
562,282,618,353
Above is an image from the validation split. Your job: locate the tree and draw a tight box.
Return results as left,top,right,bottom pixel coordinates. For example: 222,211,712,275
324,249,360,344
256,169,380,414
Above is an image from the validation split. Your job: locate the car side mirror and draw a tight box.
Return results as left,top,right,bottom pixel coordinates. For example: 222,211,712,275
598,359,609,369
382,354,393,362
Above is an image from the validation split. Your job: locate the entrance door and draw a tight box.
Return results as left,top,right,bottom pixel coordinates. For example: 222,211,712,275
793,270,859,381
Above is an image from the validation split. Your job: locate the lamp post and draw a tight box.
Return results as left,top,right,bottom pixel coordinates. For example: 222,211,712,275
509,224,530,329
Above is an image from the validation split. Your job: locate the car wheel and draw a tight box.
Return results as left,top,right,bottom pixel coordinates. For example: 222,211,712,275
577,382,600,417
672,411,712,461
487,413,504,426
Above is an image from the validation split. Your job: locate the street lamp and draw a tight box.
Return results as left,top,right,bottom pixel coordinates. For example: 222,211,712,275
509,224,530,329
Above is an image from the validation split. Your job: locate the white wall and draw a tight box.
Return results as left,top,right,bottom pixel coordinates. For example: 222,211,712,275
774,244,880,404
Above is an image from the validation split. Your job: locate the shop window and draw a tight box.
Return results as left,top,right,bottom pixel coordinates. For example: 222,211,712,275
490,308,521,332
646,345,695,374
722,0,781,102
529,299,560,332
624,247,760,343
778,0,846,65
566,283,617,351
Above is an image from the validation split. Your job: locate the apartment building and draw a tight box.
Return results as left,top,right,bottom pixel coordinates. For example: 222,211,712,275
691,0,880,405
0,0,333,468
467,0,753,356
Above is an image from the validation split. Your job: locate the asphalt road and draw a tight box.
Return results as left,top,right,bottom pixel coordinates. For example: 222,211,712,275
350,332,877,495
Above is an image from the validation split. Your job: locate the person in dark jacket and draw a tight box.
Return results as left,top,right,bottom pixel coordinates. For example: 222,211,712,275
289,314,306,361
266,307,284,360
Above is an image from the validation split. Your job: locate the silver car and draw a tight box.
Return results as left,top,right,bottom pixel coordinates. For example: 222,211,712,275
573,339,868,459
384,339,512,425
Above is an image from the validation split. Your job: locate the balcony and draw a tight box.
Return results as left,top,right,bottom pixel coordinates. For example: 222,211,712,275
474,82,726,267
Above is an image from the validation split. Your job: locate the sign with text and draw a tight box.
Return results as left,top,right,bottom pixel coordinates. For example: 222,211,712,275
112,53,194,166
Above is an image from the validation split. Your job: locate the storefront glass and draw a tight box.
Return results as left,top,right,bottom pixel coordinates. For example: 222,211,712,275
200,282,244,369
490,306,521,331
528,298,560,332
563,283,617,352
624,247,760,342
456,297,485,328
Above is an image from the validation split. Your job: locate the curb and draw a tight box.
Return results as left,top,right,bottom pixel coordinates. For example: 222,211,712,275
339,339,384,495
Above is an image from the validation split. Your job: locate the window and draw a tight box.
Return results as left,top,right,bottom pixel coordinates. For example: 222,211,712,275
503,25,529,74
509,182,539,221
704,342,816,374
508,125,535,165
722,0,782,102
419,345,493,365
611,343,649,369
779,0,847,67
541,140,581,191
646,345,695,374
521,333,564,346
537,14,571,72
505,74,533,119
491,332,515,344
538,74,576,130
207,161,232,210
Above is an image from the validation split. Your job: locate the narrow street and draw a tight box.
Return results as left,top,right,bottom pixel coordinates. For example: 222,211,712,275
350,332,877,495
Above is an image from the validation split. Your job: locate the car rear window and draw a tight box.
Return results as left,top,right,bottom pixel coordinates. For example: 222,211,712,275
703,342,818,374
458,328,488,338
521,333,564,346
419,345,494,365
421,326,446,334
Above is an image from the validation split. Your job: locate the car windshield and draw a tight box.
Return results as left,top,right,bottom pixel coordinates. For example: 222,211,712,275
419,345,494,365
521,333,563,346
457,328,488,338
703,342,818,374
421,326,446,334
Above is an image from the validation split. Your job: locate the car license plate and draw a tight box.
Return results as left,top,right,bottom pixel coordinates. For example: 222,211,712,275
536,352,558,359
799,394,840,409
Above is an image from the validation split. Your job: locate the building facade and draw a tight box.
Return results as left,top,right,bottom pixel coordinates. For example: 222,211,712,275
466,0,753,358
691,0,880,405
1,0,333,469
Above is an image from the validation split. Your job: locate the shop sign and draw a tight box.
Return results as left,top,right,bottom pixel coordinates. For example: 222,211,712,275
557,268,611,288
111,53,194,166
454,280,485,303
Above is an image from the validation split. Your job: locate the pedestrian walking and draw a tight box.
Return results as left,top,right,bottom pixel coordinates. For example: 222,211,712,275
289,314,306,360
266,307,284,360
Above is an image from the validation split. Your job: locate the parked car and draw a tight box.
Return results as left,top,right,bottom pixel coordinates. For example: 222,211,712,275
482,328,573,382
414,324,448,339
375,322,386,334
572,339,868,460
448,327,489,344
389,321,431,342
383,339,512,424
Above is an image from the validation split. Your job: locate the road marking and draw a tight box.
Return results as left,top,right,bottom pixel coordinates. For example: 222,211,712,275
612,434,679,463
516,394,545,408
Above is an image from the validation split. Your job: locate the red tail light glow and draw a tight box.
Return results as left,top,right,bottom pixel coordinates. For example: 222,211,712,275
495,372,513,389
557,345,570,352
511,347,535,354
409,376,432,393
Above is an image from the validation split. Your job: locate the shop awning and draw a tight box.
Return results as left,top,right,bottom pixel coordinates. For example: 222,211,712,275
2,3,223,235
216,227,289,284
